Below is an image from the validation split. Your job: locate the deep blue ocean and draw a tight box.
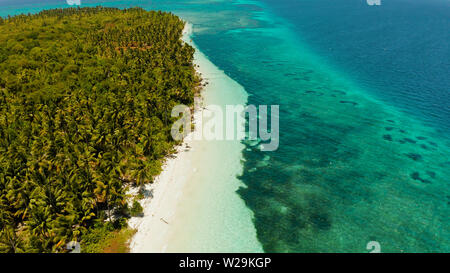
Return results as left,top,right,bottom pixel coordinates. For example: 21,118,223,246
265,0,450,134
1,0,449,252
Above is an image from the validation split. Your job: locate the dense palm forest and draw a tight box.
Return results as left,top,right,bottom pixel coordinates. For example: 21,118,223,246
0,7,200,252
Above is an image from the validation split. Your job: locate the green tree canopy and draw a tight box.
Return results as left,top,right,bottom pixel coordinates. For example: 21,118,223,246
0,7,200,252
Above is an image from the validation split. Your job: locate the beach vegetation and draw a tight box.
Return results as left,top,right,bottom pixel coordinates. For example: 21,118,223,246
0,7,200,252
129,200,144,217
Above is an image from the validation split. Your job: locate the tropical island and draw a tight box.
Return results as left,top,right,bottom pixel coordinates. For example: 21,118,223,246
0,7,200,252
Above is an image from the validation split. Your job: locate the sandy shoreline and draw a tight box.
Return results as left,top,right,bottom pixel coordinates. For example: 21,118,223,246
128,23,262,253
128,23,206,252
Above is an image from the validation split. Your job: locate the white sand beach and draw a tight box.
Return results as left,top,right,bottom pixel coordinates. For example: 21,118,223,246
128,23,263,253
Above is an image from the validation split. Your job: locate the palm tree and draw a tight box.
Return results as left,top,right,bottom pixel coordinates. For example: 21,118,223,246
0,226,25,253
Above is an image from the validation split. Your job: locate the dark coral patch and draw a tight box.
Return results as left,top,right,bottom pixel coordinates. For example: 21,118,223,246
426,171,436,179
385,127,395,131
428,141,438,147
439,161,450,168
309,213,332,231
303,90,323,96
405,153,423,161
410,172,420,180
383,134,393,141
332,90,347,95
410,172,432,184
420,144,429,150
339,100,358,106
403,138,417,144
416,136,427,140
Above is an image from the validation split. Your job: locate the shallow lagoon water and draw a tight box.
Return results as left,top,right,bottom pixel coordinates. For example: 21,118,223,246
2,0,449,252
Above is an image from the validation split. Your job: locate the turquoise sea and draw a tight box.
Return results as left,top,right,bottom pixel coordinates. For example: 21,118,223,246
1,0,449,252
